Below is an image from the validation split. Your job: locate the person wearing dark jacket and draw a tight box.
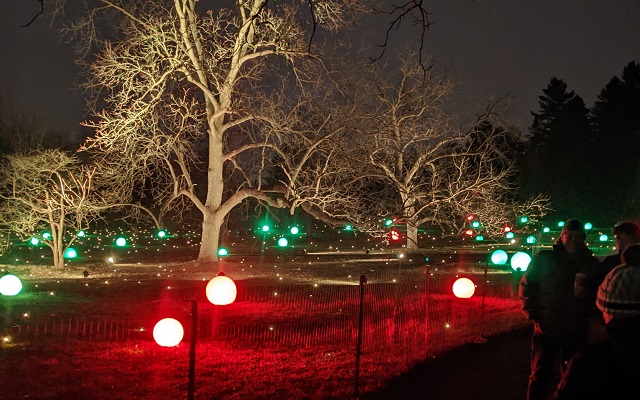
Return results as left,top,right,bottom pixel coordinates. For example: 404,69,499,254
519,218,600,400
593,221,640,288
554,244,640,400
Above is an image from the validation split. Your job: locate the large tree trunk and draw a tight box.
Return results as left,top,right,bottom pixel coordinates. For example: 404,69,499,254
198,211,222,263
406,221,419,250
52,247,64,269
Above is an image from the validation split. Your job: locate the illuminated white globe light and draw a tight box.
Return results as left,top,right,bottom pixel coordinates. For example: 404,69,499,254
115,237,127,247
30,237,40,246
206,273,237,305
153,318,184,347
290,226,299,235
277,237,288,247
0,274,23,296
452,278,475,298
491,250,509,265
511,252,532,272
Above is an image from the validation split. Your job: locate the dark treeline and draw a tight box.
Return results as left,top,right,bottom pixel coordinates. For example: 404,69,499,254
518,61,640,226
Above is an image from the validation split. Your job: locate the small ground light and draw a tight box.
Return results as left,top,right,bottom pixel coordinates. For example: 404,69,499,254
0,274,22,296
511,252,532,272
115,237,127,247
218,248,229,256
278,237,288,247
153,318,184,347
452,278,475,298
491,250,508,265
206,272,237,305
64,247,78,259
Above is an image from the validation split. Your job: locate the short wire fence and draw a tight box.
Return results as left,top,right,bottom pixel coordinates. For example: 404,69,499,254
2,266,526,399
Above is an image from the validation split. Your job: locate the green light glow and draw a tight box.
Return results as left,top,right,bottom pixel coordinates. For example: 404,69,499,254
584,222,593,230
345,225,352,231
64,247,78,259
558,221,565,227
77,230,86,238
157,230,166,238
42,232,51,239
491,250,508,265
290,227,299,235
29,237,40,246
218,248,228,256
471,221,481,228
505,232,515,239
475,235,484,241
277,237,288,247
542,227,550,233
384,219,393,226
115,237,127,247
511,252,532,271
519,216,529,224
261,225,270,232
599,234,608,242
526,235,537,244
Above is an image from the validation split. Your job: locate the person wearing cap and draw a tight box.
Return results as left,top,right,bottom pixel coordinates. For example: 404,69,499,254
593,221,640,287
554,244,640,399
520,218,600,400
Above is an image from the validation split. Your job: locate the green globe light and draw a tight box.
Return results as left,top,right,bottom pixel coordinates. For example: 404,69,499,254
475,235,484,241
218,248,228,256
558,221,565,227
520,216,529,224
584,222,593,230
599,234,608,242
345,224,352,231
471,221,481,228
542,227,550,233
511,251,532,272
64,247,78,259
0,274,22,296
290,226,299,235
491,250,509,265
42,232,51,240
526,235,537,244
157,230,166,238
384,219,393,226
505,231,515,239
277,237,288,247
115,237,127,247
261,225,270,232
30,237,40,246
77,230,86,238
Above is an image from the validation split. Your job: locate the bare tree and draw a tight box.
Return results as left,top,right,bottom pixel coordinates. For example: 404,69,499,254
0,149,113,268
63,1,369,263
337,58,550,249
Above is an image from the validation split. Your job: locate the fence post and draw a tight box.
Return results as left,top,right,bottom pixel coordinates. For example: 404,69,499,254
188,300,198,400
474,262,489,344
354,274,367,399
425,264,430,358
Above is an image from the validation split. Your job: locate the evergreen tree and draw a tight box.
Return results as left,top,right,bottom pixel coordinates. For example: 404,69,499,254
590,61,640,221
520,78,593,222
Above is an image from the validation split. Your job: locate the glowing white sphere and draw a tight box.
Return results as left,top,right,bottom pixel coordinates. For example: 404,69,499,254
153,318,184,347
491,250,508,265
452,277,475,298
511,252,532,272
115,237,127,247
0,274,23,296
206,274,237,305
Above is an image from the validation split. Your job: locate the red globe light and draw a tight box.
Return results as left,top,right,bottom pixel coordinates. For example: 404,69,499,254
464,229,474,236
452,277,475,298
389,230,401,241
504,226,512,232
153,318,184,347
206,272,237,305
466,214,475,221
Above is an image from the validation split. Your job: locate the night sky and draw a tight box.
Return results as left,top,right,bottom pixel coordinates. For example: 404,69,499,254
1,0,639,139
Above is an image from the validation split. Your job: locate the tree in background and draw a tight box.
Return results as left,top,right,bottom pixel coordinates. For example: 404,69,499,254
590,61,640,222
519,77,594,221
0,149,114,268
332,58,549,249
